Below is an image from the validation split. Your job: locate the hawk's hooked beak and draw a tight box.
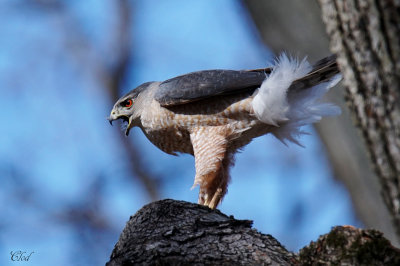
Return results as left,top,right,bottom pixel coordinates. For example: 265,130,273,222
108,113,133,136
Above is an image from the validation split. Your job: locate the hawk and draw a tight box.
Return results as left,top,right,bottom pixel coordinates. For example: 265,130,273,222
108,54,341,209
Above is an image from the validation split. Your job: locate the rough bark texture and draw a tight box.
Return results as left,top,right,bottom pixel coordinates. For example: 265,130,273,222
299,226,400,265
319,0,400,238
107,200,400,265
106,200,297,266
243,0,398,246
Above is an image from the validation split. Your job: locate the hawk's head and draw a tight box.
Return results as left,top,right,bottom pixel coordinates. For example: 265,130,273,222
108,82,153,136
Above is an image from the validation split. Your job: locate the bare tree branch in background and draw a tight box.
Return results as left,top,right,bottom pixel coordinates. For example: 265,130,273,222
242,0,398,245
106,0,160,201
20,0,160,201
319,0,400,239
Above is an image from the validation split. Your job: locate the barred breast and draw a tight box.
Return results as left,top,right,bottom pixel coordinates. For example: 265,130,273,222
139,92,266,155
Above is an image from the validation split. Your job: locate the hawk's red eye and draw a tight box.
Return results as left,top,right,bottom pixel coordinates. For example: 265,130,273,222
123,99,133,108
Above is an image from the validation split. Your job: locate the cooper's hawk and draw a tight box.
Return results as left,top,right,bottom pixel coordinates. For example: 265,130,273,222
108,54,341,209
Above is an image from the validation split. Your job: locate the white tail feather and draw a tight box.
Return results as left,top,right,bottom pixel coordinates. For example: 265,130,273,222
251,54,341,146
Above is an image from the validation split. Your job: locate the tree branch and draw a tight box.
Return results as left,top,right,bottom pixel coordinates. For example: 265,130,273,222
107,200,400,265
107,0,160,201
107,200,298,266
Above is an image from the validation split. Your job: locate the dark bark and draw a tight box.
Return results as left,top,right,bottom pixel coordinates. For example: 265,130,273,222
107,200,297,266
299,226,400,265
107,200,400,265
242,0,398,245
319,0,400,239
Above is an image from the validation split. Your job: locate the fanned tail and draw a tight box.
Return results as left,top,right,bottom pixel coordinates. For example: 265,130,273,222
251,53,342,146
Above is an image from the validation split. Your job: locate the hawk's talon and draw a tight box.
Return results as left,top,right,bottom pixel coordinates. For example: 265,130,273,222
208,188,223,209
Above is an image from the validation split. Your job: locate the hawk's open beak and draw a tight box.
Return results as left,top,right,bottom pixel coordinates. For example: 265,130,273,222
108,114,132,136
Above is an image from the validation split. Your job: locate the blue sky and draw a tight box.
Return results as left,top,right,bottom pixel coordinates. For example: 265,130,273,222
0,1,359,265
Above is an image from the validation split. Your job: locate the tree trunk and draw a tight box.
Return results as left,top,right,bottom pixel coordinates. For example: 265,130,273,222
242,0,398,245
319,0,400,239
107,200,400,265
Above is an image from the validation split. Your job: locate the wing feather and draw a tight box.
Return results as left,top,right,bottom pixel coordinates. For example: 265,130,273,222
155,69,271,106
154,55,338,107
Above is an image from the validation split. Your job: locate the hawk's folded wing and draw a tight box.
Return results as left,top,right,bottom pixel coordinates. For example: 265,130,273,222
155,68,271,107
155,55,339,107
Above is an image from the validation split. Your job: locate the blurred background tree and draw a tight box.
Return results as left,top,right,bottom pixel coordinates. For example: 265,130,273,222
319,0,400,240
0,1,383,265
245,0,398,246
